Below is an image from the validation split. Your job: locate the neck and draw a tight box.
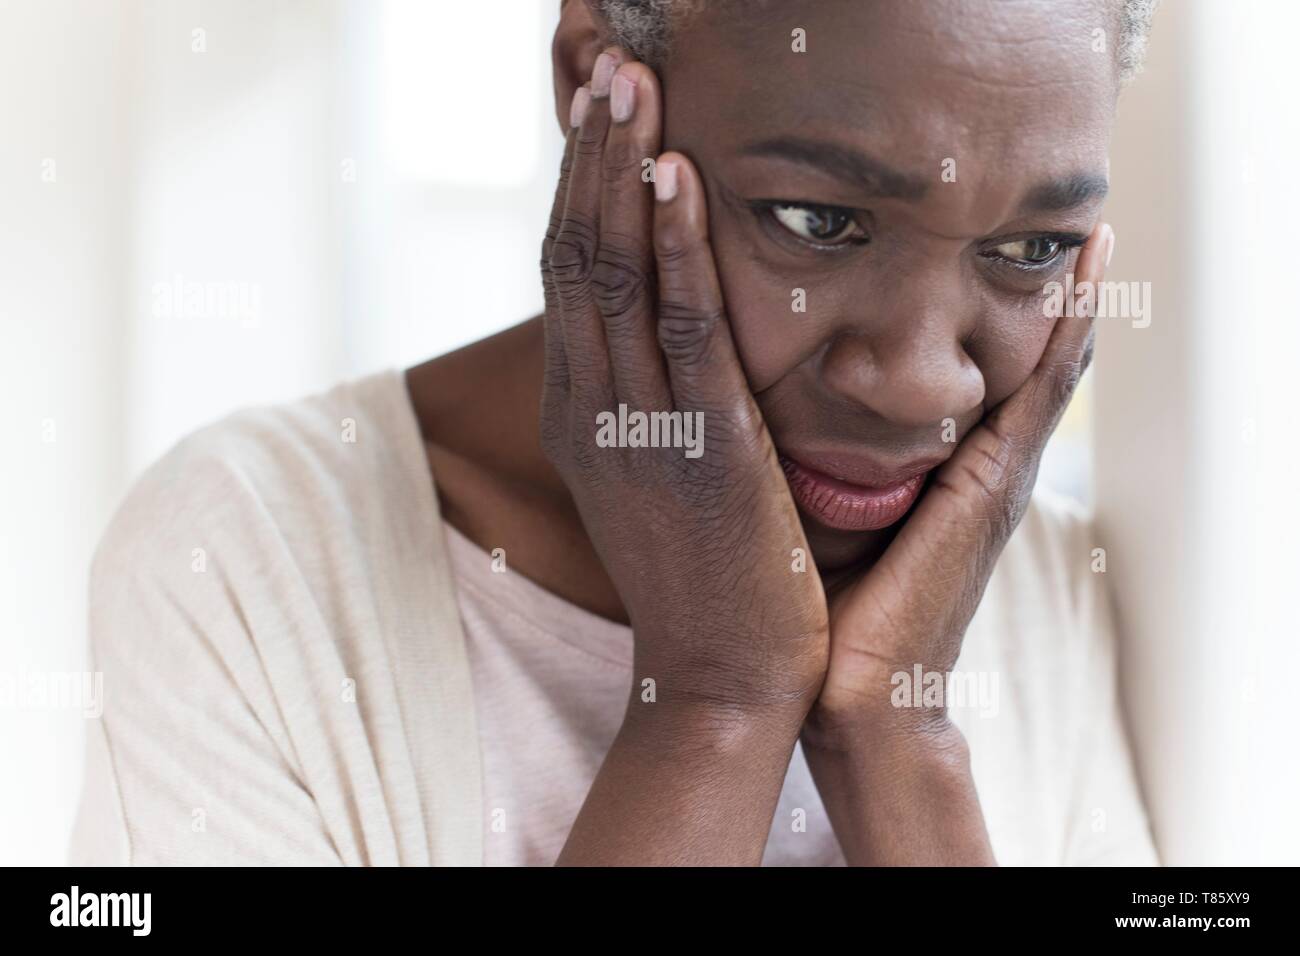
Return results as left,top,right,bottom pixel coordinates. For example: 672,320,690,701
406,316,630,625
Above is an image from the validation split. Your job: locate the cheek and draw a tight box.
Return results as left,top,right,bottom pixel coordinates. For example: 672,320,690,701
967,302,1056,406
706,219,823,393
698,182,1056,410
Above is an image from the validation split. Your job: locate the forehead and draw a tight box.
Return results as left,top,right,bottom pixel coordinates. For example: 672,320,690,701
665,0,1118,223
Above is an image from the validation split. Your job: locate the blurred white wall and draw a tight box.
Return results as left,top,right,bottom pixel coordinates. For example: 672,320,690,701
1,0,1296,865
122,0,345,469
1,0,128,867
1100,0,1300,865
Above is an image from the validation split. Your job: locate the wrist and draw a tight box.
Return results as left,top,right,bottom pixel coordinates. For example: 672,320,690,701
802,696,965,759
558,688,807,867
627,630,827,726
620,693,807,766
800,715,991,866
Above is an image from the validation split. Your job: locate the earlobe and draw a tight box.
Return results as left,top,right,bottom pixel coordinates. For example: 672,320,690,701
552,1,606,132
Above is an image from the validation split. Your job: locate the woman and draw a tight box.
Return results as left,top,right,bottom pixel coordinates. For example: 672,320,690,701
71,0,1159,866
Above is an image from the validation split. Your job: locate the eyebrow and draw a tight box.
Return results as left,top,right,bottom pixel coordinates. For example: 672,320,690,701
741,135,1109,212
1019,172,1110,212
742,136,931,201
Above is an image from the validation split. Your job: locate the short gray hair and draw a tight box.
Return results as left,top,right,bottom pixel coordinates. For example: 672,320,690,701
600,0,1160,83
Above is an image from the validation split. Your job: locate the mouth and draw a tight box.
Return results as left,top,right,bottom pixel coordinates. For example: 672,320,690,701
777,450,941,532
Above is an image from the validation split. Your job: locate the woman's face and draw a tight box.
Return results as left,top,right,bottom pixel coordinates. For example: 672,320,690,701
658,0,1118,568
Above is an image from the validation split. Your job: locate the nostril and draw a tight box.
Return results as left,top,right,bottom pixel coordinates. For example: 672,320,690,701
821,332,986,430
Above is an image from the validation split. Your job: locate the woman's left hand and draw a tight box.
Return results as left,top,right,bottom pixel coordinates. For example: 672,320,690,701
808,220,1113,739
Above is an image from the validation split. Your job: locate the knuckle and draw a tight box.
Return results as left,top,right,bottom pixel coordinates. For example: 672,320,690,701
574,120,607,155
541,214,562,261
958,433,1034,539
542,278,560,311
1048,356,1084,408
549,214,598,290
950,461,1015,539
656,301,722,365
590,242,649,320
539,236,557,286
601,138,644,185
653,228,697,268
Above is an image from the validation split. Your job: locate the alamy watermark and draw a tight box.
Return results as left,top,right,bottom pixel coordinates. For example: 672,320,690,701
595,404,704,459
891,664,1000,719
151,274,262,328
50,886,151,936
1043,273,1151,328
0,670,103,718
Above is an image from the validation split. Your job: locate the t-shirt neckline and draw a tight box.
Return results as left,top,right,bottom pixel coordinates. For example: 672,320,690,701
386,368,635,667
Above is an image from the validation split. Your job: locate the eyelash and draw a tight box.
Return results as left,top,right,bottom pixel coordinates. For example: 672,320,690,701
980,233,1087,272
752,200,1086,270
751,200,870,252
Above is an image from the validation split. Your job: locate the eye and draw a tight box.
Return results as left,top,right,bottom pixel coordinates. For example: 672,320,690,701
989,236,1066,265
768,203,868,247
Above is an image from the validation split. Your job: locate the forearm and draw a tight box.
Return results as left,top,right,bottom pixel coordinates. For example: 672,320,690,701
801,713,996,866
557,700,805,866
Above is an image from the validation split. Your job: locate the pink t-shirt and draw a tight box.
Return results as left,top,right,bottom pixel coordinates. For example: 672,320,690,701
444,521,845,866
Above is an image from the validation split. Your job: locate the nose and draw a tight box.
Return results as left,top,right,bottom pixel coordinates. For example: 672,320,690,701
819,278,985,429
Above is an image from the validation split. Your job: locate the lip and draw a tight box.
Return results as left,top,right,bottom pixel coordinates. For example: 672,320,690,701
777,450,942,532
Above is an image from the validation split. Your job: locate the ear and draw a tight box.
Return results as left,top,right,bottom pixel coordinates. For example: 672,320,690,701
552,0,606,133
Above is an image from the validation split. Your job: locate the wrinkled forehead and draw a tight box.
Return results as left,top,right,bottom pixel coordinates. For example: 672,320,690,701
662,0,1118,227
667,0,1120,83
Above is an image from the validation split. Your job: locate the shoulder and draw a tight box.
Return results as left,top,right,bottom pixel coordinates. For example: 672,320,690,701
93,369,425,589
86,368,447,677
80,370,483,865
962,484,1130,749
992,485,1104,627
962,484,1117,679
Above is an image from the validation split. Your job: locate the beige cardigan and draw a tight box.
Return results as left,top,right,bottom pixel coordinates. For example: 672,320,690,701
70,370,483,865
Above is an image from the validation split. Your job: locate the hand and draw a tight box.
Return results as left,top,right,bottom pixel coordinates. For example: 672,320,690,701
808,221,1114,739
795,222,1110,866
539,49,829,724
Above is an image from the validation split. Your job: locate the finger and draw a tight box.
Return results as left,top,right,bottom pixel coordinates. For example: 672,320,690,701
541,92,585,400
593,61,672,411
652,152,758,432
551,48,624,401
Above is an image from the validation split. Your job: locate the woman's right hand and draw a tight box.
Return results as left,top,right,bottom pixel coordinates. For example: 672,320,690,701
539,48,829,724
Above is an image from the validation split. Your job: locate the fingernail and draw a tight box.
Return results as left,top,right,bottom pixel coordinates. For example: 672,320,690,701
611,72,636,123
655,159,678,202
569,87,591,128
592,53,617,98
1104,226,1116,268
